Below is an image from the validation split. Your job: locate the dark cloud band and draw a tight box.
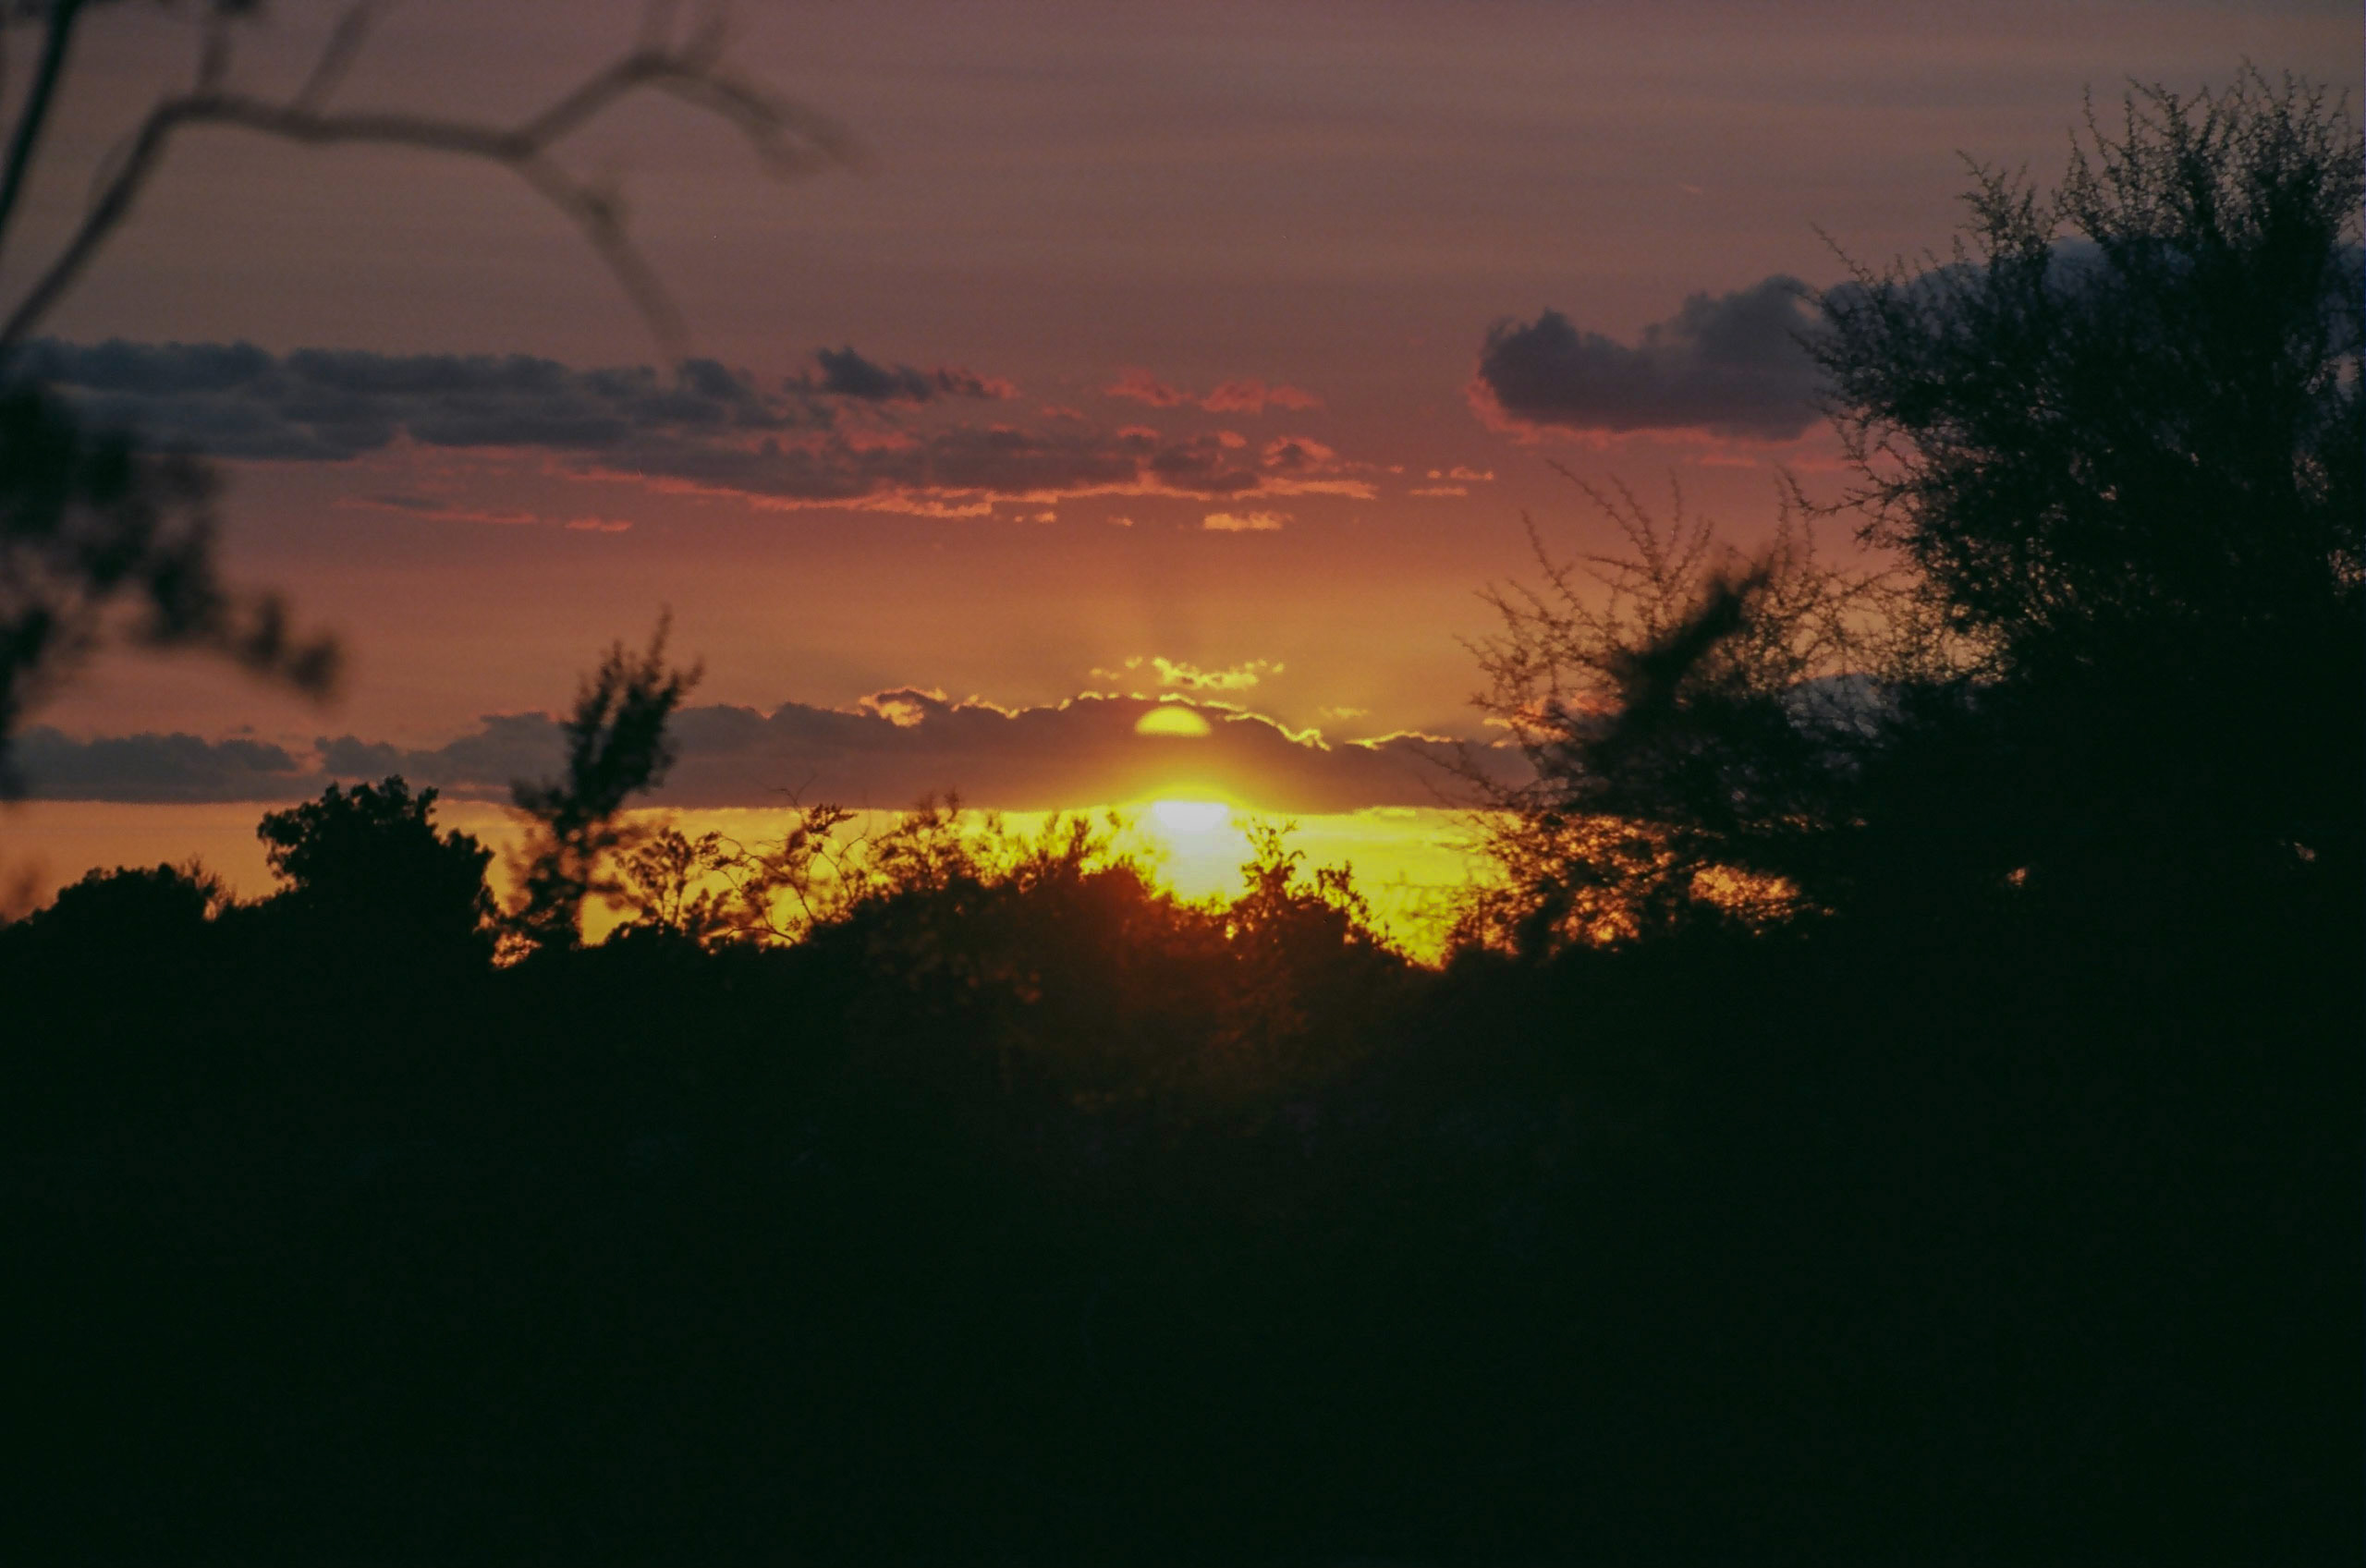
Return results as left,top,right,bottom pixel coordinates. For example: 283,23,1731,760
20,338,819,461
804,346,1013,403
16,696,1519,812
9,727,312,803
24,338,1369,512
1471,275,1823,441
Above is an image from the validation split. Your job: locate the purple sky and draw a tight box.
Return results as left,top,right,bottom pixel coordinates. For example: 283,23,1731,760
7,0,2355,815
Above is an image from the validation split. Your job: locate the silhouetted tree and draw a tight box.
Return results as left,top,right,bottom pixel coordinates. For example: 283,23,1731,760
8,856,220,944
254,775,493,959
508,616,701,953
1468,69,2362,945
1811,67,2362,888
613,800,860,945
1459,480,1894,952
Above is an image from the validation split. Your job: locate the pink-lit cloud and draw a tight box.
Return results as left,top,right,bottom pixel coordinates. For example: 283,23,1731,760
1107,368,1323,415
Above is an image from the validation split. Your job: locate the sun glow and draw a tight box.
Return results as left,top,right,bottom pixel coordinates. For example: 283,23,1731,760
1141,796,1250,899
1150,798,1231,834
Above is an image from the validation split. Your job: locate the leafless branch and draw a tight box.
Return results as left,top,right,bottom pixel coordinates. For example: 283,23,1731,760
289,0,384,113
0,8,858,360
0,0,87,262
195,8,233,91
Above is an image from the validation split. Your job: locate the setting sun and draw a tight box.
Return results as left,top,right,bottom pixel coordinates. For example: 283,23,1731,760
1150,798,1230,833
1141,796,1250,898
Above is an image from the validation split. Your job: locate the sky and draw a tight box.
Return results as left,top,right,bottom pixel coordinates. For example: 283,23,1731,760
3,0,2355,917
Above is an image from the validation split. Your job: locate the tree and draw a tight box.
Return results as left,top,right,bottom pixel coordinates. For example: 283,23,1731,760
1811,68,2362,884
612,801,858,946
507,614,701,953
1465,69,2362,950
8,856,220,942
1458,477,1894,953
0,0,853,781
1816,70,2360,682
254,774,493,957
0,381,336,791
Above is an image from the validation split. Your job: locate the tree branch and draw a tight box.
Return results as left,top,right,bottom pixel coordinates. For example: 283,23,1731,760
289,0,383,113
0,0,86,268
0,19,856,361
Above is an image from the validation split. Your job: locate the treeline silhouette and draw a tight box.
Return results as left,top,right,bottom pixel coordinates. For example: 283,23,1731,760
4,70,2360,1567
6,739,2353,1564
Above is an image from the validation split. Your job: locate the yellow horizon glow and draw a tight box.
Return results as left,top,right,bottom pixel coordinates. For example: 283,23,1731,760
5,798,1488,962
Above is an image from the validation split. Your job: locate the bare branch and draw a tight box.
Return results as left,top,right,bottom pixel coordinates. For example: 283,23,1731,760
0,18,857,359
195,8,233,92
0,0,87,266
513,152,687,359
290,0,386,113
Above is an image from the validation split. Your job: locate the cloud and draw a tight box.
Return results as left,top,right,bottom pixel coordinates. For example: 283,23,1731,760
1106,368,1323,415
341,493,542,526
803,345,1015,403
1470,275,1823,441
10,726,321,803
1150,657,1277,691
1104,368,1189,407
1091,656,1282,691
28,337,1377,516
21,338,822,461
1259,435,1339,473
305,695,1489,813
1201,378,1322,414
1201,509,1288,531
311,711,567,796
608,424,1370,514
16,697,1524,814
338,493,633,531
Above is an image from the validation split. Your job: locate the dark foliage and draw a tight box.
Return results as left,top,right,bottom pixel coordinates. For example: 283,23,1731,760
8,856,218,947
253,775,494,964
508,616,701,953
1471,70,2360,943
1458,485,1892,949
2,774,2353,1565
0,384,336,792
1812,68,2363,896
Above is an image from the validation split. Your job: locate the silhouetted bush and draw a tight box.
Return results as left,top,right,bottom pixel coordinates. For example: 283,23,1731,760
250,775,494,965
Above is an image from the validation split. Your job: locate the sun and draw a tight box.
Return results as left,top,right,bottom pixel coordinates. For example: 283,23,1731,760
1150,798,1230,833
1142,797,1248,899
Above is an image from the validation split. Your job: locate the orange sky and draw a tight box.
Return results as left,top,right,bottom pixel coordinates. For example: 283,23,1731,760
2,0,2354,908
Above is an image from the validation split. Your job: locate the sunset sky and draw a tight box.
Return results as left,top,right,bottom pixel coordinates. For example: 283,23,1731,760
6,0,2353,920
